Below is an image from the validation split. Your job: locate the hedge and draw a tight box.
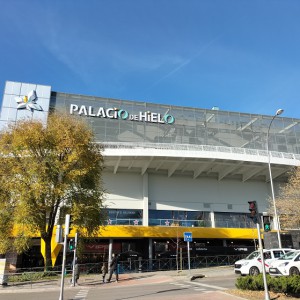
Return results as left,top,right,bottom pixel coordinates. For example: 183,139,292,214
236,274,300,296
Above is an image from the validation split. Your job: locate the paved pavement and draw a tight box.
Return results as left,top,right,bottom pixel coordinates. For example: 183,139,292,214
0,266,247,300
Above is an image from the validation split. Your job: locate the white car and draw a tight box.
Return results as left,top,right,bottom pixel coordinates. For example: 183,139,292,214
234,248,294,276
269,250,300,276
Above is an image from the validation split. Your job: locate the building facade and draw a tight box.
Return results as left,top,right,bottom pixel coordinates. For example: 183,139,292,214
1,81,300,265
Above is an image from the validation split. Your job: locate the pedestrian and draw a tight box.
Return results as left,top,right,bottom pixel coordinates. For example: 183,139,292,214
107,254,119,282
74,262,80,284
101,262,108,283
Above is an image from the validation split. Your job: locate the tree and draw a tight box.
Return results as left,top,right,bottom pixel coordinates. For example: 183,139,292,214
0,112,106,268
272,167,300,229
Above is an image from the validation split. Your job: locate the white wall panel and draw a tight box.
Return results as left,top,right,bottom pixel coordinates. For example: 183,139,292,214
1,81,51,127
4,81,21,95
103,172,144,209
102,171,273,213
149,174,270,213
2,94,15,108
20,83,37,95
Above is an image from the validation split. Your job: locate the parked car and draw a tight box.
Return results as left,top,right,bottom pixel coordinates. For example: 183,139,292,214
269,250,300,276
234,248,294,276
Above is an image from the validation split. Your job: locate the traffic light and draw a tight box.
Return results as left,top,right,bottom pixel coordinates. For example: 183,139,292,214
248,201,258,223
263,216,271,232
69,239,75,251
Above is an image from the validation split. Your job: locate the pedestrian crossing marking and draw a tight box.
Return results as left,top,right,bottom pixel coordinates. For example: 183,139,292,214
74,289,89,299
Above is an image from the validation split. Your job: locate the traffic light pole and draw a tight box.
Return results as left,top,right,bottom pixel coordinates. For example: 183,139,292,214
256,222,270,300
248,202,270,300
59,214,70,300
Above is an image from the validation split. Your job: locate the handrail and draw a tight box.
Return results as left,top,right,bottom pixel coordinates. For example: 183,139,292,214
102,142,300,162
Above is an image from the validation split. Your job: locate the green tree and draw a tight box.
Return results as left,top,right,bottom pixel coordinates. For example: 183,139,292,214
0,112,106,268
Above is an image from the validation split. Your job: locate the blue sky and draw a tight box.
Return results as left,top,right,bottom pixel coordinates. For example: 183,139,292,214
1,0,300,118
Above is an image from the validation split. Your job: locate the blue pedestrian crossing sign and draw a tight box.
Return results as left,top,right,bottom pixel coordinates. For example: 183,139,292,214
184,232,193,242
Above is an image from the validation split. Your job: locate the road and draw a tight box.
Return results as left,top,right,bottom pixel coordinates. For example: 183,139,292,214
0,267,241,300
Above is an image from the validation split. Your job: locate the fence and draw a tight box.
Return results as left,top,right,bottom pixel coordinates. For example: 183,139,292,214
3,254,246,287
117,254,246,273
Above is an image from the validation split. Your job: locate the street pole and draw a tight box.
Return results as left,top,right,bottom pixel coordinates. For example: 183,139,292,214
266,109,283,248
257,222,270,300
187,241,191,276
71,232,78,287
59,214,70,300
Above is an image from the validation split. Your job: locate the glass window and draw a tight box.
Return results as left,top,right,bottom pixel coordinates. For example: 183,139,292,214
264,251,271,259
149,210,210,227
106,209,142,225
273,250,284,258
215,212,256,228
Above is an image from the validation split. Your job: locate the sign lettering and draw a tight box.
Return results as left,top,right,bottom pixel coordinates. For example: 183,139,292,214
70,104,175,124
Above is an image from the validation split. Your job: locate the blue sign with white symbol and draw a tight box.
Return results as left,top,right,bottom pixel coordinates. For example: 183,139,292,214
184,232,193,242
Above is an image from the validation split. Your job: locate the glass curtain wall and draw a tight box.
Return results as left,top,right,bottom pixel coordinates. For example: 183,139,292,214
51,93,300,155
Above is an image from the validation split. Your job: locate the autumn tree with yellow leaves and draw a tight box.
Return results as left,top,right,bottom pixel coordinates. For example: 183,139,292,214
273,167,300,230
0,113,105,268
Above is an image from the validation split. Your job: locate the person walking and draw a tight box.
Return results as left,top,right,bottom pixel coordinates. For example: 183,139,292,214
107,254,119,282
74,262,80,284
101,262,108,283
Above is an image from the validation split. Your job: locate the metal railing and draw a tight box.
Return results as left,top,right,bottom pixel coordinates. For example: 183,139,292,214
148,219,211,227
103,142,300,162
106,218,256,229
214,220,256,228
2,254,246,287
117,254,246,273
107,218,142,225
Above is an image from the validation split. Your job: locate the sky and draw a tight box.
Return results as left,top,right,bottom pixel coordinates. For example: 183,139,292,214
1,0,300,118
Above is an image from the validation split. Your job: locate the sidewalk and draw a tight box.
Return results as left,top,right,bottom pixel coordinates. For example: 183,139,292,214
0,266,248,299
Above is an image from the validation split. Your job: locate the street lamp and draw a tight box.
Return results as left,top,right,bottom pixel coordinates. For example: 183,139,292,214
266,108,284,248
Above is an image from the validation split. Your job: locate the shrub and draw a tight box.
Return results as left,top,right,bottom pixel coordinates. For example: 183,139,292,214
236,274,265,291
8,271,58,282
236,275,300,296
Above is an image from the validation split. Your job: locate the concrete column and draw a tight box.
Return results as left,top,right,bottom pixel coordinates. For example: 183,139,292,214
142,172,149,226
108,238,113,272
148,238,153,271
210,211,215,228
148,238,153,259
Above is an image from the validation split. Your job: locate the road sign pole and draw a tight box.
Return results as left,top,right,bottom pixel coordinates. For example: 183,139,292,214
184,232,192,276
187,241,191,275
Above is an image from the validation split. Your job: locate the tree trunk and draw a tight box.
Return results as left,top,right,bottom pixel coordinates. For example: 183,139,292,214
43,235,52,271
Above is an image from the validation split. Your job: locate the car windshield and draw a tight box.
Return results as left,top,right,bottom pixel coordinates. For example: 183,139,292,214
245,251,260,260
278,251,298,260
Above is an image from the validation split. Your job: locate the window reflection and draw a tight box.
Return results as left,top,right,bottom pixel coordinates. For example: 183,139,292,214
106,209,142,226
214,212,256,228
149,210,211,227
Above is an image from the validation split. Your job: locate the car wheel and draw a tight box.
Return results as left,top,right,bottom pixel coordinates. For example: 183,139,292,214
249,266,260,276
289,267,299,276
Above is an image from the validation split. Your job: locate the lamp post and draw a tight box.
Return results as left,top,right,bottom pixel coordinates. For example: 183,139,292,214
266,108,284,249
